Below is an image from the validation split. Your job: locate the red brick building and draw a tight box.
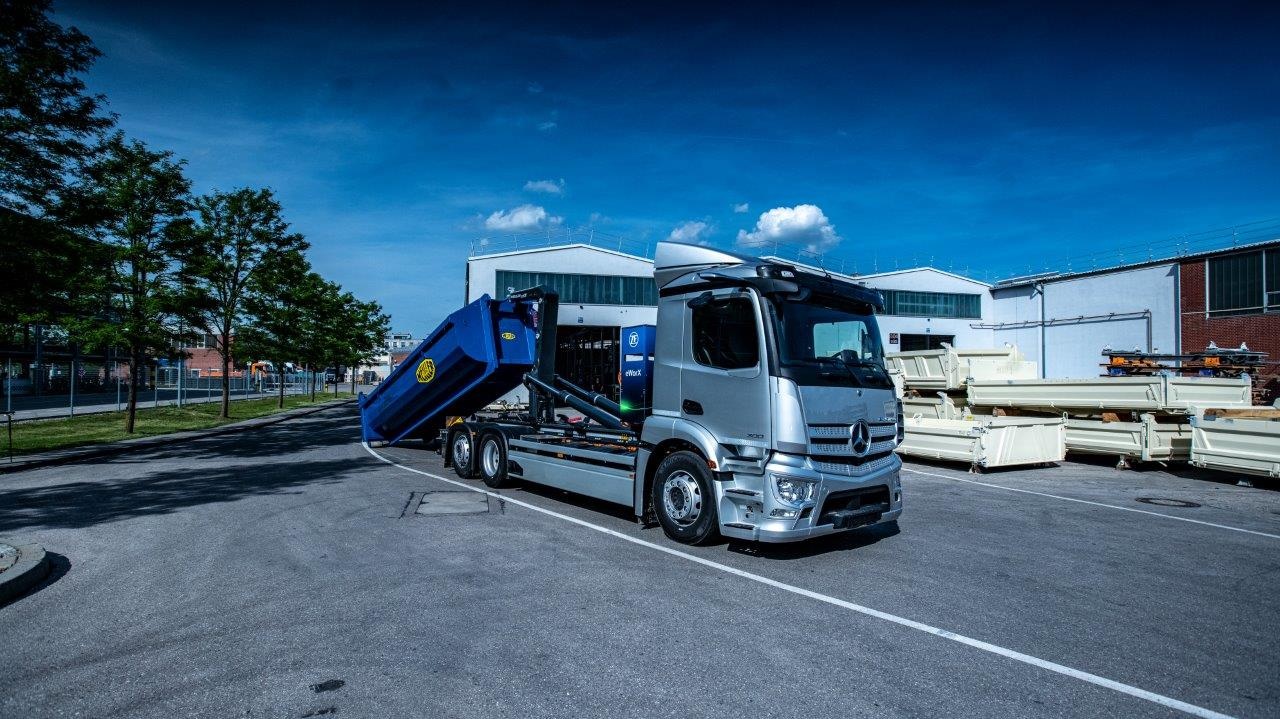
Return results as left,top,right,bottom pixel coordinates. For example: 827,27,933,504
1177,242,1280,402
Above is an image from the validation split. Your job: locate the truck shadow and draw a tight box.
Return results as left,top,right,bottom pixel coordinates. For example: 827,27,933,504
501,480,639,523
729,520,901,560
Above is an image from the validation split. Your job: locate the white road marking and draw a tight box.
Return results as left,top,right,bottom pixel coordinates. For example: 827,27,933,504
900,466,1280,541
363,442,1238,719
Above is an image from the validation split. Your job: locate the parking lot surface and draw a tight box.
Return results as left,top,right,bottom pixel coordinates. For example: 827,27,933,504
2,404,1277,718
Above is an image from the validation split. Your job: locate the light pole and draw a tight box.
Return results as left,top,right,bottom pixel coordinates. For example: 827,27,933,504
176,331,184,408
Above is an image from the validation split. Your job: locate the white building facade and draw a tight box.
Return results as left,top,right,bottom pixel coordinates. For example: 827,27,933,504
467,244,658,403
459,237,1276,393
851,267,995,352
466,244,1004,399
988,264,1179,378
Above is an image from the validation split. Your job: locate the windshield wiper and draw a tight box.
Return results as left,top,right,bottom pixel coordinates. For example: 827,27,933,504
815,356,862,385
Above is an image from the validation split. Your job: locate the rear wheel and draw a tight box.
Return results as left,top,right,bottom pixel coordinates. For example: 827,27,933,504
451,429,476,479
651,451,719,545
478,433,512,488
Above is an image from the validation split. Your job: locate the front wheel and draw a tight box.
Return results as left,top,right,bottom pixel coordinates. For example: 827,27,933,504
478,433,512,488
451,429,476,479
651,451,719,545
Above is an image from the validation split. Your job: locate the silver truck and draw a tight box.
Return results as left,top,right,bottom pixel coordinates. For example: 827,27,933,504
436,242,903,545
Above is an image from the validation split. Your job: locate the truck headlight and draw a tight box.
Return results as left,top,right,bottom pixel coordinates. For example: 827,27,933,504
772,474,816,507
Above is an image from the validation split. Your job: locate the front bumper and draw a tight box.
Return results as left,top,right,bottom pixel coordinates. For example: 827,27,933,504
716,452,903,543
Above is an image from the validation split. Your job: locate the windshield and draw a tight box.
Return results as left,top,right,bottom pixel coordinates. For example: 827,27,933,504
770,294,891,389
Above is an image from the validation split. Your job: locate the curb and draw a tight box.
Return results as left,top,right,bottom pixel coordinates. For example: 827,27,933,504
0,540,50,605
1,398,356,475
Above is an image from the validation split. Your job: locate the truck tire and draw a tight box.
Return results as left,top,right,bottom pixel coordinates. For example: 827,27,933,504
651,451,719,545
478,432,512,488
450,429,477,479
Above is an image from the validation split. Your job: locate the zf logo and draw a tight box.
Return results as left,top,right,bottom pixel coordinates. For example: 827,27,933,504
628,331,639,348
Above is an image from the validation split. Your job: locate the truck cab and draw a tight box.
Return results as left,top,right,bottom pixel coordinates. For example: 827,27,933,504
636,243,903,543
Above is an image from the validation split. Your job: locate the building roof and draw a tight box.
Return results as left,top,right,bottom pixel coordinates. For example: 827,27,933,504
467,242,653,265
993,237,1280,289
852,265,993,287
759,255,991,288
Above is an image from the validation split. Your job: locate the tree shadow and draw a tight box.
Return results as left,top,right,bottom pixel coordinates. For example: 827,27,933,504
0,456,380,532
132,405,360,462
0,407,380,532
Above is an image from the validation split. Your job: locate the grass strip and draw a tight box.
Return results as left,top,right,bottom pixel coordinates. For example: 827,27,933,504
4,393,356,457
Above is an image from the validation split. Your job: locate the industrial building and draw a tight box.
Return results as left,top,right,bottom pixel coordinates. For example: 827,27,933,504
466,242,657,402
466,235,1280,403
989,239,1280,399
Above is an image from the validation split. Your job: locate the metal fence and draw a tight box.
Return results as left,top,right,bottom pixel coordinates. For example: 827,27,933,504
2,358,326,421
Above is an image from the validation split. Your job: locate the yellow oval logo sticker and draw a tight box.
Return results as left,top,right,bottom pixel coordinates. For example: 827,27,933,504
415,358,436,384
500,331,516,340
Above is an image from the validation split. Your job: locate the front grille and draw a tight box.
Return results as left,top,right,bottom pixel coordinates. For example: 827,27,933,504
808,421,897,443
818,485,891,528
809,437,897,457
812,453,896,477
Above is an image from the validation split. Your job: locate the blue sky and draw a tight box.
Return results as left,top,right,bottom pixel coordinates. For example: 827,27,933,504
58,1,1280,336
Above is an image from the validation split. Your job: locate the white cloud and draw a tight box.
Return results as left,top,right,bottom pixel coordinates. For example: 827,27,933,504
523,178,565,195
736,204,841,253
667,220,713,244
537,121,558,131
732,202,750,213
484,204,563,232
526,81,544,94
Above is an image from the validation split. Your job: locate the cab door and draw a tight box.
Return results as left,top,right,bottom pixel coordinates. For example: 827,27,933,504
679,289,772,451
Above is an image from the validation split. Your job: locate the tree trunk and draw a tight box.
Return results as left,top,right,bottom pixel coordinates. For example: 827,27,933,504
220,348,231,419
278,366,285,409
309,364,316,402
350,363,356,395
125,349,139,433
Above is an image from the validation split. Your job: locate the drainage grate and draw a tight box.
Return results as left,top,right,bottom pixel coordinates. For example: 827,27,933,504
1135,497,1202,508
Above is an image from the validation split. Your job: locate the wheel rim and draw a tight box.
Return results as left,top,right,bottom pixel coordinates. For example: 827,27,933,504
452,434,471,469
481,439,501,477
661,470,703,526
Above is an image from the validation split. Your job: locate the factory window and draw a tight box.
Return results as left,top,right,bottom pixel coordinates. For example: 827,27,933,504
1268,251,1280,312
495,270,657,306
879,290,982,319
1208,249,1277,316
692,297,758,370
899,334,955,352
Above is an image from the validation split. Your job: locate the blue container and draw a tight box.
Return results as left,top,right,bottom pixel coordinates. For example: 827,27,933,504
359,295,538,445
619,324,656,423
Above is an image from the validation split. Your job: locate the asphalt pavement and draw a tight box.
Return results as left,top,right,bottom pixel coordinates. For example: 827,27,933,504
1,404,1277,718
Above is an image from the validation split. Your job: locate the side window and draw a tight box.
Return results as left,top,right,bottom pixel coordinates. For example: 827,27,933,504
692,297,759,370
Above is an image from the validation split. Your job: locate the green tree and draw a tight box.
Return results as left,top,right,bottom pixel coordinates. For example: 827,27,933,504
73,133,195,433
187,188,308,417
336,293,390,395
237,249,310,409
0,0,113,331
290,271,344,402
0,0,112,216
